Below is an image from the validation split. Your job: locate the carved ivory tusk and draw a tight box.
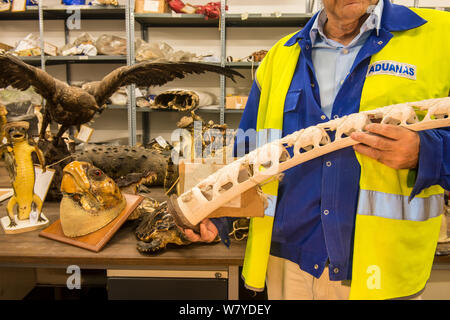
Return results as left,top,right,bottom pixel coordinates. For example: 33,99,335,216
168,97,450,230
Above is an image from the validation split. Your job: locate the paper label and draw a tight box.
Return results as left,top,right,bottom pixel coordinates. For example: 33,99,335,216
155,136,168,148
240,12,249,20
135,87,143,98
143,0,159,12
76,125,94,143
34,166,55,203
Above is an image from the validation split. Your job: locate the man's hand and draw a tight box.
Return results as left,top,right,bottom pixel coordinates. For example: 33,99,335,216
350,123,420,170
182,218,218,243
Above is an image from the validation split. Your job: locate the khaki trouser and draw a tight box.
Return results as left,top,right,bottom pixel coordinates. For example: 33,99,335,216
266,255,423,300
266,255,350,300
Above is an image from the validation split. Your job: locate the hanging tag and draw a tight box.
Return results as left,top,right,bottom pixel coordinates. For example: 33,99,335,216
76,125,94,143
144,0,159,12
155,135,168,148
34,166,55,203
135,87,144,98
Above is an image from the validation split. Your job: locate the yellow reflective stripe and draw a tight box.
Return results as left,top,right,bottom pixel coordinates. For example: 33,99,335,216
350,214,442,300
242,215,275,291
357,190,444,221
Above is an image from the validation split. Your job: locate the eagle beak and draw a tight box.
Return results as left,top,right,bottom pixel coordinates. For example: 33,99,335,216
61,161,91,194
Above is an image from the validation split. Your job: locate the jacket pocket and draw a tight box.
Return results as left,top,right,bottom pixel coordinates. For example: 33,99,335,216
283,89,302,149
284,89,302,113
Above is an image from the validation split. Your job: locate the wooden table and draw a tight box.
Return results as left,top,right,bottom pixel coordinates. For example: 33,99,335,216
0,161,448,299
0,186,247,299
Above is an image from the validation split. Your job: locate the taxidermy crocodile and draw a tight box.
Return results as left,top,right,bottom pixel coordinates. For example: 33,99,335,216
135,201,250,254
38,140,176,201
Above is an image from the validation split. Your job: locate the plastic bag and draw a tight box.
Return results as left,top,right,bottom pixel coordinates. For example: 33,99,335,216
60,33,98,56
14,33,39,52
96,34,127,56
135,39,197,62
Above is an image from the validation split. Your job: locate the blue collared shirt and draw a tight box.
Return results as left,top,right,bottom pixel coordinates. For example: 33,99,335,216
230,0,450,281
310,0,383,118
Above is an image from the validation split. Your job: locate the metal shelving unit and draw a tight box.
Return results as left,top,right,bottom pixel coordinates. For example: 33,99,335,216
1,0,315,146
134,1,314,145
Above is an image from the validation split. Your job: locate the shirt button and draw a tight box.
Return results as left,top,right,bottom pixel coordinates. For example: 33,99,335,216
326,161,332,167
321,115,326,120
311,83,315,88
333,268,339,274
341,48,349,54
323,209,329,215
333,115,339,119
377,40,383,45
314,264,319,270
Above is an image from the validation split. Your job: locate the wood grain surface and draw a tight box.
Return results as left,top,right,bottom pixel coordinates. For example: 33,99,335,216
0,188,246,268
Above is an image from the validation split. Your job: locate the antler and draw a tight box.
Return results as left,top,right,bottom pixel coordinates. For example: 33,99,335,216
168,97,450,229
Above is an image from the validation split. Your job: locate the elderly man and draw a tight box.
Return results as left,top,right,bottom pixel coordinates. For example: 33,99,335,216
183,0,450,300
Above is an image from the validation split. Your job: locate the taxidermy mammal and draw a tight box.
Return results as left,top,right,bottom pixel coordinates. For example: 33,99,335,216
0,121,46,227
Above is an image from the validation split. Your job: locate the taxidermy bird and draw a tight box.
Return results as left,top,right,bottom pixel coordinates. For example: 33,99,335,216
0,53,244,144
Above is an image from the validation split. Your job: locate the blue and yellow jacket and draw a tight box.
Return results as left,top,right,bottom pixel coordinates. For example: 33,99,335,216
229,0,450,299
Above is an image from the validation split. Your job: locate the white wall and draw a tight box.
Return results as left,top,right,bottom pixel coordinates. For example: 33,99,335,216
0,0,448,143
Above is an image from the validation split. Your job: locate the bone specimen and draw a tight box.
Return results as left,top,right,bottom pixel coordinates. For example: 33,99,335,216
166,97,450,230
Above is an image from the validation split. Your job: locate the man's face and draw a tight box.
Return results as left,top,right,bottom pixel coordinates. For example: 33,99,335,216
322,0,379,21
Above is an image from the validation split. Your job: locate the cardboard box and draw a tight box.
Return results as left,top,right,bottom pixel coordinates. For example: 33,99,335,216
226,95,248,110
178,160,265,218
135,0,171,13
43,42,58,56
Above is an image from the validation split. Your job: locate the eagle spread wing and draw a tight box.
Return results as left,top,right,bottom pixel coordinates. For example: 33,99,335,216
0,53,58,102
90,61,245,107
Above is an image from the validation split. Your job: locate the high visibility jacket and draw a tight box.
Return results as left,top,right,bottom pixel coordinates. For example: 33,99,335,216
241,4,450,299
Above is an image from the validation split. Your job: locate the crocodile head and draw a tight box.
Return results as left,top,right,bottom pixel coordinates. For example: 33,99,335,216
60,161,126,237
135,202,192,253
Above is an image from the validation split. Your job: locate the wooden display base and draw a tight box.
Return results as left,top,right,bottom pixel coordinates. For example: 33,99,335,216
39,194,143,252
1,213,49,234
0,188,13,202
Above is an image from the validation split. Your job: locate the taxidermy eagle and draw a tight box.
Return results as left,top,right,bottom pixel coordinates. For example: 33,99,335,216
0,53,244,143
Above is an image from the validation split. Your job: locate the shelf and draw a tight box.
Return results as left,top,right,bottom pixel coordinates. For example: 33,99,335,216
225,61,261,68
106,105,244,114
226,13,313,27
0,5,125,21
135,12,313,28
18,56,257,70
19,55,127,65
135,13,218,27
